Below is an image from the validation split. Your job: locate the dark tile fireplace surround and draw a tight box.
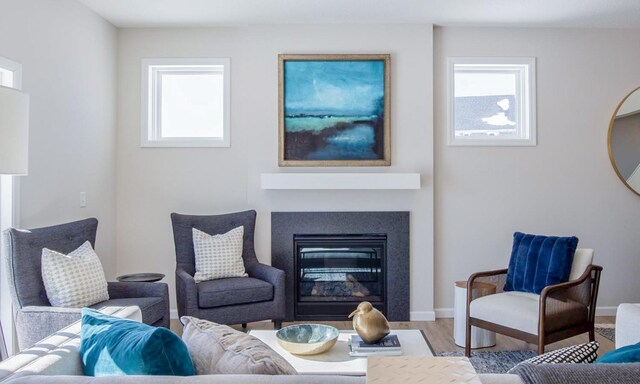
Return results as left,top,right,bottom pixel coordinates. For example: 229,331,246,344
272,212,409,322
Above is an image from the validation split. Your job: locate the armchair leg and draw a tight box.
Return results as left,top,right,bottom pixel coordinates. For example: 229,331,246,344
242,323,247,330
589,328,595,342
537,333,545,355
274,320,282,330
465,319,472,357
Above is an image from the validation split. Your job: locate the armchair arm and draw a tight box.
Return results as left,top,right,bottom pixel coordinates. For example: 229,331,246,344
246,263,285,288
466,268,508,307
175,267,198,318
246,263,285,320
540,264,602,301
107,281,169,299
539,264,603,331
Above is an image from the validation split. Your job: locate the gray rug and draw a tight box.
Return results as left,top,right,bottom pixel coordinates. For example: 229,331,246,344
595,323,615,343
437,351,537,374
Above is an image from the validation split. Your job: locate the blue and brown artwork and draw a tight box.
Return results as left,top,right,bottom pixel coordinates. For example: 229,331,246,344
279,55,390,166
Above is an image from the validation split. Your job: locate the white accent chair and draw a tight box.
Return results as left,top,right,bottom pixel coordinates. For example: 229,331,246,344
466,249,603,356
616,303,640,348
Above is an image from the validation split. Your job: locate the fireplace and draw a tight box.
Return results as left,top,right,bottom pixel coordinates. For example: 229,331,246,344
295,234,387,319
272,212,409,321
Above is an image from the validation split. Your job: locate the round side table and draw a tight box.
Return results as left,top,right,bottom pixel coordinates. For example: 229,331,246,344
453,280,496,349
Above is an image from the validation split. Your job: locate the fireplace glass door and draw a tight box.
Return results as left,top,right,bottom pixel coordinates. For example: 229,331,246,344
294,235,386,319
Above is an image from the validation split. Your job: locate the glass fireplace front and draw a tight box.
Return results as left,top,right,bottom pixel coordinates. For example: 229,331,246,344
294,234,386,319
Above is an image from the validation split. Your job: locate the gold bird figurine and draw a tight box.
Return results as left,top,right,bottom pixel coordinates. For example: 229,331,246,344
348,301,390,344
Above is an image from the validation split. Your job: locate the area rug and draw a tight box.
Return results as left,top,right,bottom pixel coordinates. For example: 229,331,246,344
595,323,615,343
436,351,536,374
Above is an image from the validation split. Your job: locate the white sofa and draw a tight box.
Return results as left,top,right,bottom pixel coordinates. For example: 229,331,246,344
5,299,635,384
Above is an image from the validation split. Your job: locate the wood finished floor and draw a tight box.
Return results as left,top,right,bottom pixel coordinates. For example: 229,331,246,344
171,316,616,356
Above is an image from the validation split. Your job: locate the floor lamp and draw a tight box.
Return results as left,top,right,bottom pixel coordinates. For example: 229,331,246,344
0,85,29,360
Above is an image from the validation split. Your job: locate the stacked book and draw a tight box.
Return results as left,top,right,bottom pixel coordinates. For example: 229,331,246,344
348,334,402,356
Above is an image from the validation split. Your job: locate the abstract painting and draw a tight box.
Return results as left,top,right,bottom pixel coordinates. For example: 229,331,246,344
279,54,390,166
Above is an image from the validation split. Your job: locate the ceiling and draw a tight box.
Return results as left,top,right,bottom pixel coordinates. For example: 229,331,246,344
77,0,640,29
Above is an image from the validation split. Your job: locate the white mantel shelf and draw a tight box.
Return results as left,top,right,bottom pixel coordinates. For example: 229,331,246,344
261,173,421,190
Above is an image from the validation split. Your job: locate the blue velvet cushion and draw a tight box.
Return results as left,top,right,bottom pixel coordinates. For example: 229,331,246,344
504,232,578,294
596,342,640,363
80,308,195,376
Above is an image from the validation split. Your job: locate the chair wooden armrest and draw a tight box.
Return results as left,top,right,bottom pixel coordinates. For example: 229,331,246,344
467,268,508,287
540,264,602,299
466,268,508,303
538,264,603,336
466,268,508,321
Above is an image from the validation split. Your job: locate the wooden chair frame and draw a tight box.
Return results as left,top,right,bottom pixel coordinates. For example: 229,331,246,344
465,264,603,356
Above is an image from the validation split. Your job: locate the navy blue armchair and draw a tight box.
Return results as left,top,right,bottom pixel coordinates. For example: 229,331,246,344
170,210,285,329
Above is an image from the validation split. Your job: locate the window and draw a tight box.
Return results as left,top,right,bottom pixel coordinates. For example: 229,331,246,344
141,58,230,147
448,57,536,146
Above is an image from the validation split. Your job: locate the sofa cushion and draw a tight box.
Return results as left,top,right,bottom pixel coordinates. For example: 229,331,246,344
180,316,296,375
193,226,247,283
504,232,578,294
41,241,109,308
198,277,273,308
80,308,195,376
470,292,588,335
90,297,165,325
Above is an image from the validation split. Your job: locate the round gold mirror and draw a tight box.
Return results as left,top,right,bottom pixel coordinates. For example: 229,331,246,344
609,87,640,196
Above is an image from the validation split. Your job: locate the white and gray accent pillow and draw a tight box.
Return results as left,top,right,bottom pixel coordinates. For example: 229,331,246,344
180,316,296,375
508,341,599,373
192,226,247,283
41,241,109,308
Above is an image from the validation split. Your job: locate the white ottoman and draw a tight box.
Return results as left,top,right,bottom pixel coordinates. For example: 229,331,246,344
616,303,640,348
454,281,496,349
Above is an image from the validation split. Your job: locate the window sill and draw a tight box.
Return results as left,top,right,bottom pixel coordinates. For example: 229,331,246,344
141,138,230,148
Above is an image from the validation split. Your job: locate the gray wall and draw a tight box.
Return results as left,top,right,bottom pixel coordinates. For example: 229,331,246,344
611,113,640,180
0,0,118,278
117,25,435,319
434,27,640,314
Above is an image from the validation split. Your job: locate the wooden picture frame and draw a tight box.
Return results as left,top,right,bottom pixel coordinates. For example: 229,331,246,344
278,54,391,167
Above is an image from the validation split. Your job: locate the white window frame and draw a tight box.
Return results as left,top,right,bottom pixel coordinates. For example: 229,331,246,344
0,55,23,357
448,57,536,146
141,58,231,148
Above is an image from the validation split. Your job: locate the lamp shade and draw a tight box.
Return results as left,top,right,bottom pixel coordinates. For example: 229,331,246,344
0,86,29,175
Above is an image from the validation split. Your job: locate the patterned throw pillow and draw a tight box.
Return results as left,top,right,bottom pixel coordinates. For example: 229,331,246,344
41,241,109,308
180,316,296,375
192,226,247,283
508,341,599,373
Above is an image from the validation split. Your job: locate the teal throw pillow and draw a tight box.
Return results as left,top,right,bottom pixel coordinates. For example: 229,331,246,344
596,342,640,364
80,308,195,376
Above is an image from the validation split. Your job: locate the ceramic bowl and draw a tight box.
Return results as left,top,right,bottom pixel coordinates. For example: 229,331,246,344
276,324,339,355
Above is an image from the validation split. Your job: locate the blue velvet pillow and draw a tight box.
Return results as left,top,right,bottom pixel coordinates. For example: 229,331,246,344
596,342,640,363
80,308,195,376
504,232,578,294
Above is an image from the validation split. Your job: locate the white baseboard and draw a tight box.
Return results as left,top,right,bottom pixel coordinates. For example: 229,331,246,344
433,306,618,319
410,311,436,321
595,306,617,316
434,308,454,318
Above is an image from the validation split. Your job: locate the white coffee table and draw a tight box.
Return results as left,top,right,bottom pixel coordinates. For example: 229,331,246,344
249,329,434,376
